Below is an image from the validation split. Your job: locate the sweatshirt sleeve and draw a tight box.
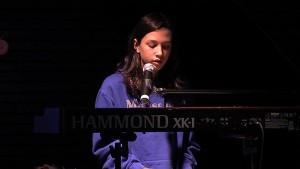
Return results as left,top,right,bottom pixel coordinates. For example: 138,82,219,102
181,132,201,169
92,90,147,169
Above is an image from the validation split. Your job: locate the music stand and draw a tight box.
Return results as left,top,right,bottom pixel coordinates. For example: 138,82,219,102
101,131,137,169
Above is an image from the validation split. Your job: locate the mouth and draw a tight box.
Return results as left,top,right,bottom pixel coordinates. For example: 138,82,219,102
152,61,161,67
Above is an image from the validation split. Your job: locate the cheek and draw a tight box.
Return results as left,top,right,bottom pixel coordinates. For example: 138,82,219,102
156,56,170,70
163,53,170,62
140,55,151,63
162,57,170,65
140,51,153,63
140,56,152,66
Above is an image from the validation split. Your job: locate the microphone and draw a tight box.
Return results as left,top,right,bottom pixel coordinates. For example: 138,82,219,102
140,63,155,105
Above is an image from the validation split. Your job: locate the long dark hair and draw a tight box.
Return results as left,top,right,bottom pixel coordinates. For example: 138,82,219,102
117,12,185,97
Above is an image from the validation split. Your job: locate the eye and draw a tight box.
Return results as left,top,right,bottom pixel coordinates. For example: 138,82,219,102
162,45,172,50
147,42,158,48
149,44,156,48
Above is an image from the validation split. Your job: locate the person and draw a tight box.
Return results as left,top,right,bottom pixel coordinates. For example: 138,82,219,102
92,11,200,169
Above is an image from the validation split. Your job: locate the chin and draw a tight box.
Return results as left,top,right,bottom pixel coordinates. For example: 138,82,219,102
153,62,162,69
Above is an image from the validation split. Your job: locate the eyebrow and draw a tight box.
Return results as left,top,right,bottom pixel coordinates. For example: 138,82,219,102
147,40,172,44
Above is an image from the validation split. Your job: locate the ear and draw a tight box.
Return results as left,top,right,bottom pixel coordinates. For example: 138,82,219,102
133,39,140,53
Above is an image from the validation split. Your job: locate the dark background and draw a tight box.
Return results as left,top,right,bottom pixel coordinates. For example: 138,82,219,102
0,0,299,168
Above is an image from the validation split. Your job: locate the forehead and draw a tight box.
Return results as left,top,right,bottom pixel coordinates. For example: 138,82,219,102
142,28,172,42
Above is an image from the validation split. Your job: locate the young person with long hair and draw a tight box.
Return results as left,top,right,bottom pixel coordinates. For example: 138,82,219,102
92,11,200,169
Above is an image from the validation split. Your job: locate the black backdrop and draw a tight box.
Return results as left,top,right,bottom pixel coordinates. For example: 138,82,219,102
0,0,299,168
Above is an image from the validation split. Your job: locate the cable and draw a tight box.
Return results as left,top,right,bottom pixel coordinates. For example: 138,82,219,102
255,121,265,169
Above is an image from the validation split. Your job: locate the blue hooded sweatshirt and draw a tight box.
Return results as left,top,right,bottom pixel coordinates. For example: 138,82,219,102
92,72,200,169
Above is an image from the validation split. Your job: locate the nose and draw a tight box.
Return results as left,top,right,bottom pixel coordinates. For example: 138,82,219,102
155,45,163,57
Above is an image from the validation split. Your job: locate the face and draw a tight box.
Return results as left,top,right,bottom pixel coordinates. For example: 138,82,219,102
134,28,172,72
